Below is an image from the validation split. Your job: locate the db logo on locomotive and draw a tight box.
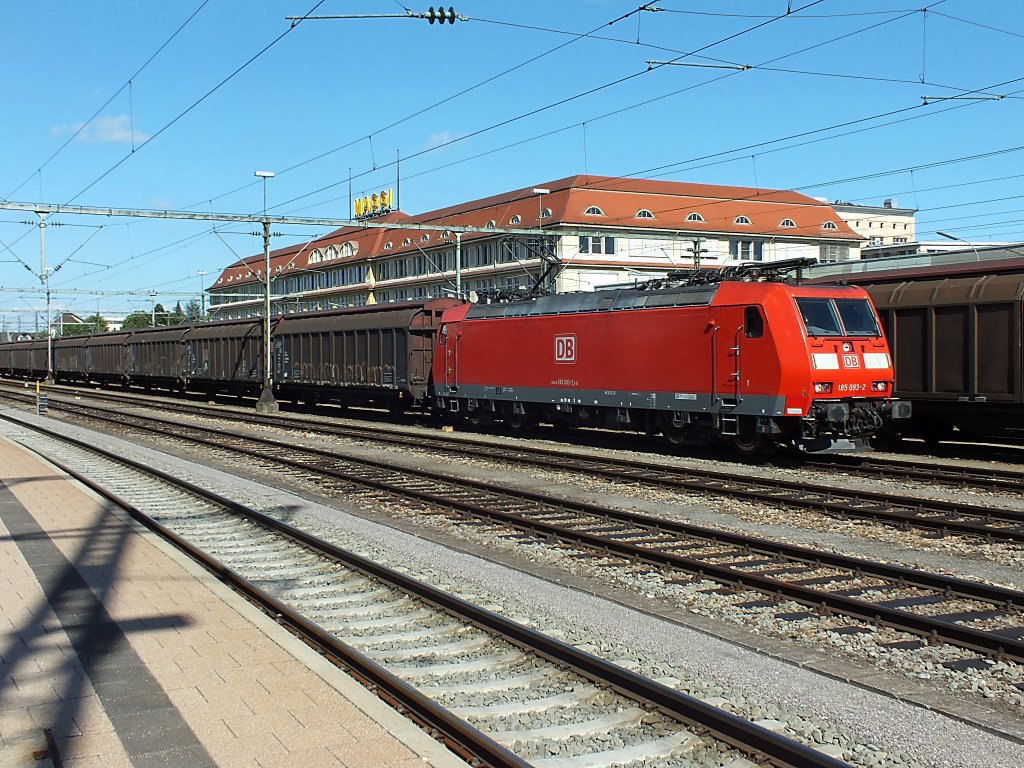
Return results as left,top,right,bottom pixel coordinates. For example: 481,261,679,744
842,354,860,368
554,334,576,364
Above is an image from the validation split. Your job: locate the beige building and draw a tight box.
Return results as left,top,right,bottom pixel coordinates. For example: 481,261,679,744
830,199,916,249
208,175,865,319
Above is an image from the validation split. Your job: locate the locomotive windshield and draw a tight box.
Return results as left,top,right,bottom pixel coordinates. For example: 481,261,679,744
796,297,880,337
834,298,880,336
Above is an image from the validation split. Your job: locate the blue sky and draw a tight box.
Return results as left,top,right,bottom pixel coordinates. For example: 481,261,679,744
2,0,1023,330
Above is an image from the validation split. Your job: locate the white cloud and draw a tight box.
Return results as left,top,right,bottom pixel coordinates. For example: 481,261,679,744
426,130,454,149
425,129,470,151
50,114,149,144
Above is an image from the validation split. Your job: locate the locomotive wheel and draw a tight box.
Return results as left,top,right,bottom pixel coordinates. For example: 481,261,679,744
731,417,767,455
664,424,688,446
505,407,535,433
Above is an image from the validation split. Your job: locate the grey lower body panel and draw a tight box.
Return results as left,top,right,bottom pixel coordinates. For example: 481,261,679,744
439,383,787,417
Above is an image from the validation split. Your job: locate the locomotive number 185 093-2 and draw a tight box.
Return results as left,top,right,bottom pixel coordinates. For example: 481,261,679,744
837,383,867,392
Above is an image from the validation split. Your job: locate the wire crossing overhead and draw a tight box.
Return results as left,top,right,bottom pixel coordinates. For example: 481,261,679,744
286,6,467,28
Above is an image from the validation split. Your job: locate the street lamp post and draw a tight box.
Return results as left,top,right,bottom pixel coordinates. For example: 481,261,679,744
197,270,208,317
532,188,550,291
37,213,54,382
254,170,278,414
936,231,981,261
532,187,549,229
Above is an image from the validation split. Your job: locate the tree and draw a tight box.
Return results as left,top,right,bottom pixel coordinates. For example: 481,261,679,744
61,314,108,336
184,299,204,323
168,301,186,326
121,311,153,330
153,303,166,325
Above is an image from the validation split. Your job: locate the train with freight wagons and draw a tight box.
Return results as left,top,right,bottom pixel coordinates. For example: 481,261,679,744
0,258,909,452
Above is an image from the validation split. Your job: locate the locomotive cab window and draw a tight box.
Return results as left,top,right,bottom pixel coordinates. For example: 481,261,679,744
795,298,842,337
439,324,448,346
795,297,880,337
834,298,880,337
744,306,764,338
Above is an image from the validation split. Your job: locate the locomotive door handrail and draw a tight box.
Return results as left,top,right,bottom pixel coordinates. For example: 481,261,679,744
732,325,743,405
709,324,719,406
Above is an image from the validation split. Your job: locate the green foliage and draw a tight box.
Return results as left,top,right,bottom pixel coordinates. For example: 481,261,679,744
184,299,204,323
121,311,153,330
58,314,108,336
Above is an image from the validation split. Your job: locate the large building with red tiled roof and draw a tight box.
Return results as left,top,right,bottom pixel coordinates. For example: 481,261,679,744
208,175,864,318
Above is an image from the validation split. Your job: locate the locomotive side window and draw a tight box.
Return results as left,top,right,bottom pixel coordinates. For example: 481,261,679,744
744,306,764,338
439,324,448,346
834,299,880,336
795,298,842,337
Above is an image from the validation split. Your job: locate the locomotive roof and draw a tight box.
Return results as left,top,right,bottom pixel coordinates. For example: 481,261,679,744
465,283,720,319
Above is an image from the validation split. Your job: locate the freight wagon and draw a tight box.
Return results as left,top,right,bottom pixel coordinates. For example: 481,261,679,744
821,255,1024,443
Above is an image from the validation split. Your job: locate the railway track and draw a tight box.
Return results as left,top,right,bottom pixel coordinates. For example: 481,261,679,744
14,397,1024,667
6,384,1024,544
0,412,848,768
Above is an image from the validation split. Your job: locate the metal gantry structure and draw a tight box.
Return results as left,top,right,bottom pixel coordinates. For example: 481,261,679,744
0,199,565,410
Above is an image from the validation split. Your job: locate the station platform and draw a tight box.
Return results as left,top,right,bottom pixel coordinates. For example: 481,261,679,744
0,434,468,768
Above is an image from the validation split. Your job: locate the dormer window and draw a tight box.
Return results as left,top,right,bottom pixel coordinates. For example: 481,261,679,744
780,218,796,228
441,230,453,240
420,233,430,243
636,209,655,219
383,241,393,250
686,212,705,223
540,208,552,219
584,206,604,216
821,220,838,230
510,214,521,225
486,219,496,229
402,237,412,246
734,215,751,225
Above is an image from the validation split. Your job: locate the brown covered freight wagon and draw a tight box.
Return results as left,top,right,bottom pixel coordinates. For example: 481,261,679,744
837,257,1024,442
272,298,461,410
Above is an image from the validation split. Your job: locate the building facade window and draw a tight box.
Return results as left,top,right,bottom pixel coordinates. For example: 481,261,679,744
821,221,838,230
686,212,705,222
733,215,751,225
820,244,852,262
584,206,604,216
780,218,796,228
728,240,764,261
578,236,616,255
510,214,521,224
636,209,655,219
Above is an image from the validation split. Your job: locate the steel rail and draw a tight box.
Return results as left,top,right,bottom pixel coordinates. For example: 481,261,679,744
7,383,1022,541
27,402,1024,664
2,412,847,768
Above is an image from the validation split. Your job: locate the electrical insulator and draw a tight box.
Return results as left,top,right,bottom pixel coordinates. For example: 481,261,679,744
426,6,457,24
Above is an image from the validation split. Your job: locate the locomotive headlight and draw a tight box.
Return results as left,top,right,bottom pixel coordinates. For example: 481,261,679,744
842,342,853,353
813,382,833,394
871,380,889,391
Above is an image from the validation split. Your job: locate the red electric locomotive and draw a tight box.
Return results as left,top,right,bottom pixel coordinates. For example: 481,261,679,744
432,259,909,452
